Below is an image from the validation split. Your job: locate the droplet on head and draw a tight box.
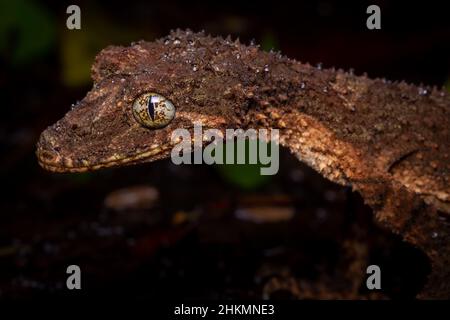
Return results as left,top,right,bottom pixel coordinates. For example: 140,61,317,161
418,87,429,96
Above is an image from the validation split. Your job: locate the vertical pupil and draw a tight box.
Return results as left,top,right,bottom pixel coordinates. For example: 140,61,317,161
147,96,156,121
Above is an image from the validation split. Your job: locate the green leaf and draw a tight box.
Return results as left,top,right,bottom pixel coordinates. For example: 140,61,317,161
215,139,274,190
0,0,55,65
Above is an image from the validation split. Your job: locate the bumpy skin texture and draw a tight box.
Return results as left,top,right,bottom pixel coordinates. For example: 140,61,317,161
36,30,450,298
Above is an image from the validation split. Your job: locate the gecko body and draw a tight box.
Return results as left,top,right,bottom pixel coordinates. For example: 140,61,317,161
37,30,450,298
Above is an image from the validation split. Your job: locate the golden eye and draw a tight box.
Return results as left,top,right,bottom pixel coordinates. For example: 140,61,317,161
132,93,175,129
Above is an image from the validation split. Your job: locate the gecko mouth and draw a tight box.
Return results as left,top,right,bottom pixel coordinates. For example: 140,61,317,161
36,144,172,173
37,122,219,173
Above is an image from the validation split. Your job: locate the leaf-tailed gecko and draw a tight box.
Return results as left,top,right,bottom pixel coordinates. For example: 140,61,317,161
36,30,450,299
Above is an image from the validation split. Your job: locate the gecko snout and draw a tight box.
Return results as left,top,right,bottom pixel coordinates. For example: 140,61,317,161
36,129,65,169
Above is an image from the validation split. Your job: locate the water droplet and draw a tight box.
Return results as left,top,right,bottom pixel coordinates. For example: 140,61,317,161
192,65,198,71
323,86,328,93
264,65,269,72
301,82,306,89
316,62,323,70
173,39,180,45
418,87,429,96
236,54,240,59
70,100,80,110
164,40,170,45
431,232,439,239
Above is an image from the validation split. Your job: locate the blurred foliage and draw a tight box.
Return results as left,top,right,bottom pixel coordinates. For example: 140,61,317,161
260,30,279,52
65,171,94,184
445,78,450,92
60,10,147,87
215,139,273,190
60,29,95,87
217,162,272,190
0,0,55,65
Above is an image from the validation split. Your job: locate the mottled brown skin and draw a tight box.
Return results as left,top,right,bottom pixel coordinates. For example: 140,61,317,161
36,30,450,299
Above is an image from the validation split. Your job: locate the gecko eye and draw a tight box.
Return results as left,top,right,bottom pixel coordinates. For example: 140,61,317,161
132,93,175,129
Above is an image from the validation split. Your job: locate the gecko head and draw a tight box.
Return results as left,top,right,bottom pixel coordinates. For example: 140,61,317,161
37,30,254,172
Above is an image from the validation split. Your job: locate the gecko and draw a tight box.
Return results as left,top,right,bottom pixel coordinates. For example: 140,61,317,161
36,30,450,299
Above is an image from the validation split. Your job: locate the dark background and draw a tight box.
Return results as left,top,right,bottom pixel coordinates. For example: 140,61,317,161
0,0,448,300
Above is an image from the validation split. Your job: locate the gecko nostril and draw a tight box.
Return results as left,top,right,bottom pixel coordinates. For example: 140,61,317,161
37,129,63,165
